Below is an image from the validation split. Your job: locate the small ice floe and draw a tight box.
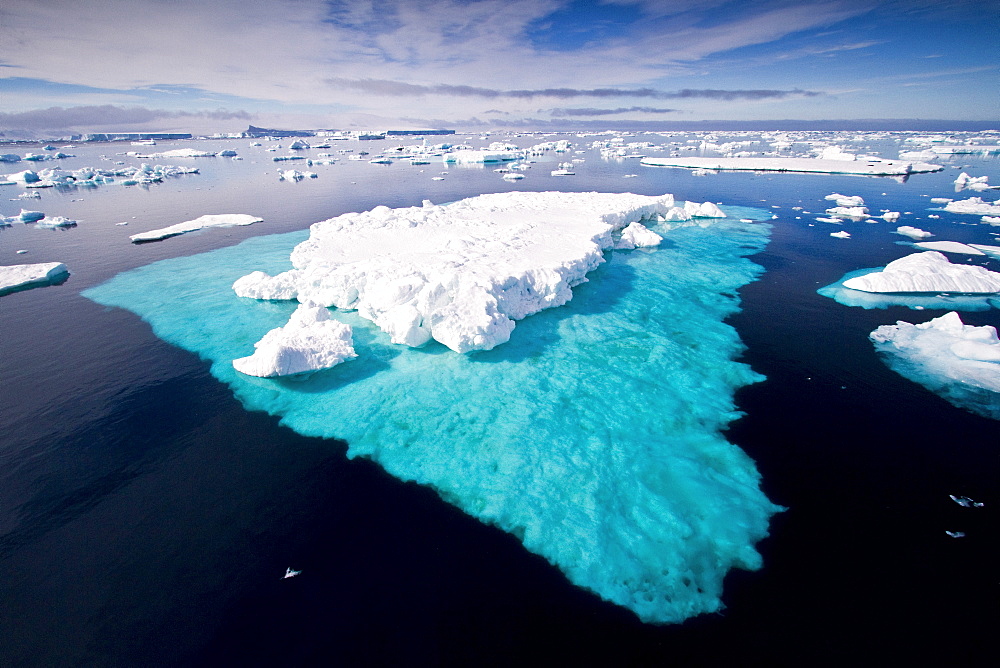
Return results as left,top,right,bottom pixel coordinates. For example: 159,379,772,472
283,568,301,579
945,531,966,538
18,210,45,223
36,216,77,229
895,226,933,240
15,250,27,254
881,211,901,222
944,197,1000,215
0,262,69,295
954,172,991,192
816,217,843,224
551,162,575,176
949,494,984,508
913,241,985,256
930,197,952,204
983,215,1000,225
130,213,263,243
830,231,851,239
825,193,865,207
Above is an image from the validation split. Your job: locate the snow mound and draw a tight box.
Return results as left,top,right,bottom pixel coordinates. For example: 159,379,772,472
871,311,1000,419
842,251,1000,294
130,214,262,243
233,304,356,377
234,191,683,353
615,221,662,249
0,262,69,295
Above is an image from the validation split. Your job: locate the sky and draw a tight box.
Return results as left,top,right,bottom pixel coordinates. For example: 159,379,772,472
1,0,997,135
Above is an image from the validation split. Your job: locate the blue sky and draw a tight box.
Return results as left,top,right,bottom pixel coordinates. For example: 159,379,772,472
0,0,997,134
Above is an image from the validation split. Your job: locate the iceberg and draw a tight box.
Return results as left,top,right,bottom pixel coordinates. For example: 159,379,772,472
830,231,851,239
234,192,685,353
983,216,1000,225
35,216,77,229
85,202,779,625
954,172,991,192
944,198,1000,215
871,311,1000,419
639,156,942,176
232,304,356,377
130,213,263,243
442,150,521,164
913,241,985,255
895,226,933,240
825,193,865,207
826,206,869,219
0,262,69,295
614,221,662,249
842,252,1000,294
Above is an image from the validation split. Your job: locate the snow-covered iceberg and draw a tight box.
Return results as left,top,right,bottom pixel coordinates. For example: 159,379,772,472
0,262,69,296
895,226,933,240
944,197,1000,215
234,192,685,353
232,304,356,377
130,213,263,243
841,251,1000,294
85,201,779,625
871,311,1000,419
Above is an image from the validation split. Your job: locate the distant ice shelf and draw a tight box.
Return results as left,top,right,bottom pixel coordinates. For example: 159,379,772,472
639,156,942,176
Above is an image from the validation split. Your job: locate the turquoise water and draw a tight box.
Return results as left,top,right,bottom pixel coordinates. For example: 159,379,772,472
84,204,780,623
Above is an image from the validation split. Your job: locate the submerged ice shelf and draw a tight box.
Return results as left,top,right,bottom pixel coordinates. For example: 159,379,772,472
84,198,779,625
871,312,1000,420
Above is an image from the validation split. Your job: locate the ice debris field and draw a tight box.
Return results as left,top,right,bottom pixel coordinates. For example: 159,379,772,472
84,192,780,624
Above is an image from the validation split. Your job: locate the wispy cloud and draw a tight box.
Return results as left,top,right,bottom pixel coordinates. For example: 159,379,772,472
327,78,821,101
549,107,679,116
0,105,251,131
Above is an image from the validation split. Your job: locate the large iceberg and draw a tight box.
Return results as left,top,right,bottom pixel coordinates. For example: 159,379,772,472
841,252,1000,294
233,192,692,353
0,262,69,295
871,311,1000,419
130,213,263,243
232,304,356,377
85,201,779,625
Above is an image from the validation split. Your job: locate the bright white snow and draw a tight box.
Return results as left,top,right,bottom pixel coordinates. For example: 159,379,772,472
913,241,985,255
130,214,263,243
232,304,356,377
233,191,703,353
842,251,1000,294
944,198,1000,215
896,226,933,240
0,262,69,294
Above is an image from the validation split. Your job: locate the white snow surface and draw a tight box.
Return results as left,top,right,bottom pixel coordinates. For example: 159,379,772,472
639,156,942,175
614,221,662,249
842,251,1000,294
871,311,1000,391
130,214,262,242
830,231,851,239
896,226,933,240
913,241,985,255
232,304,356,377
944,197,1000,215
134,148,217,159
233,191,684,353
0,262,69,292
825,193,865,207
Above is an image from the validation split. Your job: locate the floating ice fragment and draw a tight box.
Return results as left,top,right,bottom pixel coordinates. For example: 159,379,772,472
945,531,966,538
283,568,301,579
640,156,942,176
825,193,865,207
35,216,77,229
944,198,1000,215
130,213,263,243
842,252,1000,294
949,494,984,508
18,210,44,223
982,216,1000,225
233,304,356,377
615,221,662,249
914,241,985,255
896,226,933,240
830,231,851,239
870,311,1000,419
0,262,69,295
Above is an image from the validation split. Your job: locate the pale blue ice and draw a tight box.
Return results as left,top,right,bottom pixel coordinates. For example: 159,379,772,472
84,205,780,624
818,268,1000,311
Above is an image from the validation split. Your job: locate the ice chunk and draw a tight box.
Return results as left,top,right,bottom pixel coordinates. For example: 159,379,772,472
870,311,1000,419
18,210,45,223
896,226,933,240
830,231,851,239
85,208,779,625
982,216,1000,225
881,211,901,222
35,216,77,229
826,206,869,219
135,148,217,158
615,221,662,249
944,198,1000,215
825,193,865,207
954,172,990,191
233,304,356,377
443,150,521,164
288,140,310,150
914,241,985,255
130,213,262,243
683,201,726,218
841,252,1000,294
233,192,684,353
0,262,69,295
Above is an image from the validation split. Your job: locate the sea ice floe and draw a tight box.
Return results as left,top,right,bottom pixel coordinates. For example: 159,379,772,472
913,241,985,255
825,193,865,207
443,150,521,164
944,197,1000,215
896,226,933,240
830,231,851,239
133,148,217,159
954,172,991,192
826,206,869,219
232,304,356,377
982,216,1000,225
35,216,77,229
841,251,1000,294
870,311,1000,419
0,262,69,295
639,156,942,176
130,213,263,243
85,204,779,625
233,192,711,353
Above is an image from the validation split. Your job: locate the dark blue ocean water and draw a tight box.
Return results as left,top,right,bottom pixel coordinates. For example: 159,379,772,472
1,133,998,666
